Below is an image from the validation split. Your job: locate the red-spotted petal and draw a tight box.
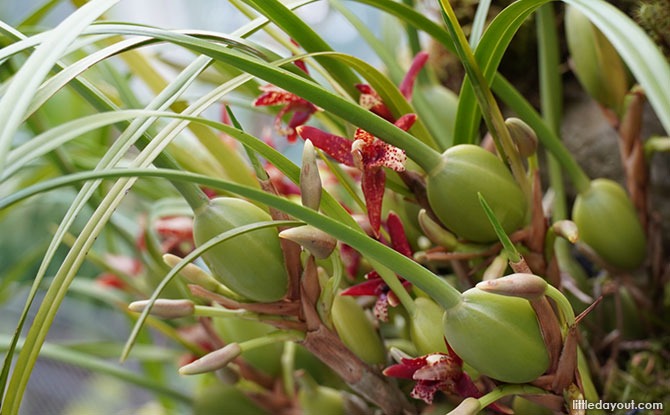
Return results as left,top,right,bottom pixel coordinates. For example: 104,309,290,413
361,167,386,236
254,85,306,106
410,380,447,405
297,126,355,166
412,354,460,381
352,129,407,172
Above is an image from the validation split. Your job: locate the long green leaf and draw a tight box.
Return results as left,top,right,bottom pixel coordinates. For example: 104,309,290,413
0,60,210,414
453,0,544,144
239,0,361,97
0,0,119,171
75,23,443,171
565,0,670,135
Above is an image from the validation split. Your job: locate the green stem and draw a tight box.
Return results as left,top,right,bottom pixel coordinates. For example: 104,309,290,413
438,0,530,199
535,4,590,292
225,105,268,180
401,0,428,85
281,341,296,398
544,285,576,326
536,5,562,135
239,330,305,352
478,384,547,409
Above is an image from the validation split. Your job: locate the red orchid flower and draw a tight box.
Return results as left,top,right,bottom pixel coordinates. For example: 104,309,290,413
253,85,319,143
253,52,318,143
383,352,465,405
341,212,414,320
356,51,429,123
296,115,414,235
384,348,512,413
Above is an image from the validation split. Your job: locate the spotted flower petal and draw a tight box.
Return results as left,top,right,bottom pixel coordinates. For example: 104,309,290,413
361,167,386,235
254,85,318,143
384,353,460,405
296,126,355,166
384,350,513,412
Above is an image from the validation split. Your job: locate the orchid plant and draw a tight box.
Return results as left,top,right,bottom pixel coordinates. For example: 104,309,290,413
1,0,669,414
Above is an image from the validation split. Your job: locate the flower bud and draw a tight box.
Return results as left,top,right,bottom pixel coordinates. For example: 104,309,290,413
443,288,549,383
476,273,548,300
128,299,194,319
162,253,239,298
565,6,630,116
551,220,579,244
178,343,241,375
505,117,538,157
193,197,288,302
572,179,646,270
331,295,386,365
482,253,509,280
426,145,527,243
279,225,337,259
410,297,448,355
213,316,283,377
301,139,322,210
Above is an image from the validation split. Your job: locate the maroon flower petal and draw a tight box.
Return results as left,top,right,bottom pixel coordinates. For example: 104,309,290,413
394,113,418,131
386,212,413,257
361,167,386,237
297,126,355,166
286,110,314,143
399,51,429,101
340,278,385,296
383,355,429,379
